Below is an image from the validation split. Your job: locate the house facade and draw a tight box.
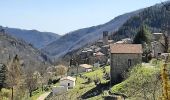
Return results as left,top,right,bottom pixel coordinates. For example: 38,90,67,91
151,33,165,58
60,76,76,88
110,44,143,84
68,64,93,75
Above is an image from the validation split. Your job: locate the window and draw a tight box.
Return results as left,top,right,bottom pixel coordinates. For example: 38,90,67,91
68,83,70,86
158,53,161,56
128,59,132,67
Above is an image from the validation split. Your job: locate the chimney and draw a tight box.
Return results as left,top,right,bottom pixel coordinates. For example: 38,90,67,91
103,31,108,45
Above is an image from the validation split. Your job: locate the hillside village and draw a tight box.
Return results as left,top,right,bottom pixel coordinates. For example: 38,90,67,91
1,25,170,100
44,29,170,99
1,1,170,100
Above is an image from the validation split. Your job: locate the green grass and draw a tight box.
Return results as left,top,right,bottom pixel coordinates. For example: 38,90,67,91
51,66,110,100
31,88,46,100
68,66,110,99
0,88,11,100
111,63,161,99
83,66,110,83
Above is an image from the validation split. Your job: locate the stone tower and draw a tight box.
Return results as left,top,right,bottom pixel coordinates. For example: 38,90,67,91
103,31,108,45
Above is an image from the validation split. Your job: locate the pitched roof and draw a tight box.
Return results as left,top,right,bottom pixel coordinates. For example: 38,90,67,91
96,52,105,56
80,64,93,69
60,76,76,81
110,44,143,54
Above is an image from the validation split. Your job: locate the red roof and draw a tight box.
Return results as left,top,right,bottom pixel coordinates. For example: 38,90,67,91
110,44,143,54
96,52,105,56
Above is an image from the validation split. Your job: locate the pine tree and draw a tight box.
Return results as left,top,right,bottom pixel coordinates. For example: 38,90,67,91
133,25,151,44
0,64,7,91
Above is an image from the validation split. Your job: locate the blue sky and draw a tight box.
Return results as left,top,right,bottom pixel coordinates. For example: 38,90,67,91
0,0,167,35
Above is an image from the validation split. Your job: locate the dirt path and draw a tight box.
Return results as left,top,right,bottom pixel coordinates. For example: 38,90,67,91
37,92,51,100
142,63,155,68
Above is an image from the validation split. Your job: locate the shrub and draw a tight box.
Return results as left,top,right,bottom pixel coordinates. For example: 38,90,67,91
111,64,161,99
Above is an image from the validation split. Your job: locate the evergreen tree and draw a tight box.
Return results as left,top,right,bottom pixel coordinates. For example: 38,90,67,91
0,64,6,91
133,25,152,62
133,25,151,44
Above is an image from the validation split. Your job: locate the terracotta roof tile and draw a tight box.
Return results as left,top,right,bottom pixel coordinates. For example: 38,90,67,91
96,52,105,56
110,44,143,54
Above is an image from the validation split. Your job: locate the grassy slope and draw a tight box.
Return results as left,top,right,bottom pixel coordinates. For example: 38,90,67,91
50,66,110,100
67,66,110,100
111,60,162,99
31,89,46,100
1,61,163,100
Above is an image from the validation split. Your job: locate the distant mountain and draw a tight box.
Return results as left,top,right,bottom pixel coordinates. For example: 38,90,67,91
0,32,51,71
3,27,60,49
42,10,142,60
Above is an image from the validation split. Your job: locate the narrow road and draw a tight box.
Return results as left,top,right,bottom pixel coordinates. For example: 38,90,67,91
37,92,51,100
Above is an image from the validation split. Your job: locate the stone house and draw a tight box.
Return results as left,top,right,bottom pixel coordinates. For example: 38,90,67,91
151,33,165,58
96,31,114,47
95,51,107,64
60,76,76,88
110,44,143,84
151,41,165,58
79,64,93,72
68,64,93,75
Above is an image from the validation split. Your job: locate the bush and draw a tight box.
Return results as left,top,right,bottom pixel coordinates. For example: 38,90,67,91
79,85,85,89
0,88,11,99
87,78,92,83
44,85,50,91
111,64,161,99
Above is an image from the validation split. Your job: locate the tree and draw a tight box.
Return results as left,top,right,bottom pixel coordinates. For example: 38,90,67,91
133,25,151,44
39,64,47,92
55,65,67,77
162,33,169,53
133,25,152,62
0,64,7,91
6,55,22,100
25,71,38,97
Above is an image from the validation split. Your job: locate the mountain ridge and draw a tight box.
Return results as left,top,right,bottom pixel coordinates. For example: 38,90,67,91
42,9,143,60
2,27,61,49
0,32,51,70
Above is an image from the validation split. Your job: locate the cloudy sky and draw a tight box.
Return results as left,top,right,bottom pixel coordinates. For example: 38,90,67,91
0,0,167,34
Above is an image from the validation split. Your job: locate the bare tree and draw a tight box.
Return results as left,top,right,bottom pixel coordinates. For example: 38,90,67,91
6,55,22,100
161,32,169,53
55,65,67,78
25,71,38,97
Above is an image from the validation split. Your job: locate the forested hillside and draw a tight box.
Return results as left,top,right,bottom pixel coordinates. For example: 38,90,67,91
112,2,170,41
0,32,51,71
3,27,60,49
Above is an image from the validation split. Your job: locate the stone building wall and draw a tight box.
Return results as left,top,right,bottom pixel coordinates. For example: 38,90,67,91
110,53,142,84
151,41,165,58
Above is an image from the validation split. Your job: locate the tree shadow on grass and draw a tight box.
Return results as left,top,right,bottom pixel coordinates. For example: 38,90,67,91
81,81,113,99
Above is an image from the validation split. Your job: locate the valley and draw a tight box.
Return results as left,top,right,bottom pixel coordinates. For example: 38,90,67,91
1,1,170,100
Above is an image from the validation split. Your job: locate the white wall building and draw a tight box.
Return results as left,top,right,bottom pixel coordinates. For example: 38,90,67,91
60,76,76,88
